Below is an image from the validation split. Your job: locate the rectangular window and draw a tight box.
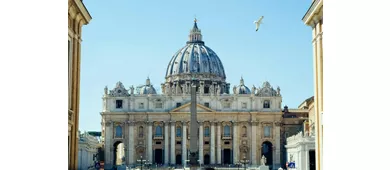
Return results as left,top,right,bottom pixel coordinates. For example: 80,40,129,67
155,102,163,109
139,103,144,109
264,126,271,137
176,103,181,107
176,141,181,145
263,100,270,108
116,100,123,109
224,141,230,145
156,141,161,145
242,102,247,109
205,141,209,145
204,102,210,108
223,102,231,109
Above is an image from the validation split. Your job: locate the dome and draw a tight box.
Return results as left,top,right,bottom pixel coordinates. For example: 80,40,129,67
233,77,251,94
165,19,226,82
137,77,157,95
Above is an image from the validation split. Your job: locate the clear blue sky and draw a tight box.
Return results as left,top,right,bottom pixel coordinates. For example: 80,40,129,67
79,0,314,131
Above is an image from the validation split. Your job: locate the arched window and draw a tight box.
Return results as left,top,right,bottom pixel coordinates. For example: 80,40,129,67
138,126,144,137
204,126,210,137
176,127,182,137
263,100,270,108
155,125,162,137
224,125,231,136
242,126,247,137
115,125,122,138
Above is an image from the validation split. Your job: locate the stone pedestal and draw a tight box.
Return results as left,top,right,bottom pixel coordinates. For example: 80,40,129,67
258,165,269,170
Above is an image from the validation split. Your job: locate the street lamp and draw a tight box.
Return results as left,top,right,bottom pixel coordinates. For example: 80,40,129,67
197,159,201,169
240,156,249,170
137,156,147,170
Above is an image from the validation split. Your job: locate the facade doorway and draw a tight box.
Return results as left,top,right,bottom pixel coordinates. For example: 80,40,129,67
204,154,210,165
223,149,232,164
309,150,316,170
261,141,273,168
113,141,125,167
155,149,163,164
176,154,182,165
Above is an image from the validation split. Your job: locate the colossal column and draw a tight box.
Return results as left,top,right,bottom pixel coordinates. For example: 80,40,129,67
251,121,258,165
210,122,216,164
128,121,135,165
182,122,187,166
147,121,153,162
199,121,204,164
170,121,176,165
164,121,169,165
217,122,222,164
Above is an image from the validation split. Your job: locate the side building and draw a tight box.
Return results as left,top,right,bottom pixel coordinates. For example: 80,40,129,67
68,0,92,169
302,1,323,170
78,131,103,170
285,97,315,170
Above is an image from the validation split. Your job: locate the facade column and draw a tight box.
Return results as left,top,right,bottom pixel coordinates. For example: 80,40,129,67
128,121,135,165
170,121,176,165
210,121,216,164
233,121,239,164
251,121,258,165
147,121,153,162
104,121,113,169
164,121,169,165
217,122,222,164
199,121,204,164
182,122,187,166
274,122,282,168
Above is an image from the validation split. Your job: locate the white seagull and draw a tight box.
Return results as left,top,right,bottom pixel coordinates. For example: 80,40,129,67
254,16,264,31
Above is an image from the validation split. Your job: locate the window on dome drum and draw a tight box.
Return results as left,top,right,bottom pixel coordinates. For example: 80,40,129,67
263,100,270,108
176,103,181,108
176,127,182,137
264,126,271,137
155,125,162,137
204,102,210,108
204,126,210,137
139,103,144,109
155,102,163,109
223,125,231,136
115,125,122,138
116,100,123,109
242,102,247,109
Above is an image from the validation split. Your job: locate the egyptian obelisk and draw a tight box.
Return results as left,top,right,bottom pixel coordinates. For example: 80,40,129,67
189,82,199,169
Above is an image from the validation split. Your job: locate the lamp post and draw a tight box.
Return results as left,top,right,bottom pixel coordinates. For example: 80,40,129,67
137,156,147,170
240,156,249,170
198,159,201,169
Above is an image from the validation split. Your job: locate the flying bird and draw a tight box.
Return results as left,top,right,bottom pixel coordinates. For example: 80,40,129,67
254,16,264,31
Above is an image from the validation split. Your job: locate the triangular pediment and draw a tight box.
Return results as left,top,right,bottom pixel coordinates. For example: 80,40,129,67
170,102,215,113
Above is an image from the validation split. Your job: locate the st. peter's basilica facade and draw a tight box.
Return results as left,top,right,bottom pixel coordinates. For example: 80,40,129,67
100,19,308,170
